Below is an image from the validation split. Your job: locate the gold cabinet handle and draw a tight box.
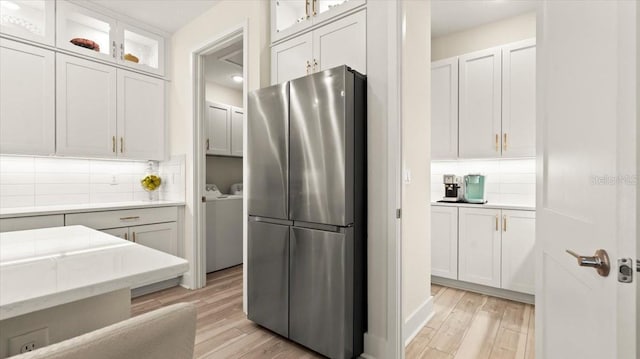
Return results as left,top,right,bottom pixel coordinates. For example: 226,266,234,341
495,214,499,231
112,40,116,59
306,60,311,74
120,137,124,153
120,43,124,60
305,0,310,18
119,216,140,221
313,59,318,72
495,134,499,152
132,232,136,243
112,136,116,153
503,133,508,151
503,215,507,232
312,0,317,15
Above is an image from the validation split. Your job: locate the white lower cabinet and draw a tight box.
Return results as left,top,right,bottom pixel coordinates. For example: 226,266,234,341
442,205,535,295
501,210,536,294
431,206,458,279
458,207,502,288
0,215,64,233
130,222,177,256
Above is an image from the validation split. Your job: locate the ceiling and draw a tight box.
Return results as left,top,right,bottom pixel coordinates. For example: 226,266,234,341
431,0,537,37
204,40,243,91
87,0,218,33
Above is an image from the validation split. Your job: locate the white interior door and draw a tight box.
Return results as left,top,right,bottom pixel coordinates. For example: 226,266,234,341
537,1,637,358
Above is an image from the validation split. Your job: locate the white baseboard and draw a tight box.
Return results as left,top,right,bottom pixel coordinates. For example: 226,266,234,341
362,332,387,359
431,276,535,305
403,296,434,346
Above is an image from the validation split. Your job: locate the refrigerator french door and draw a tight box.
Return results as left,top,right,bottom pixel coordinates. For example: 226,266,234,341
247,66,366,359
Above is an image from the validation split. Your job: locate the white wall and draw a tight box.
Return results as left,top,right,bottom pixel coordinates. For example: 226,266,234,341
168,0,269,291
206,156,242,194
401,0,432,346
432,12,536,61
205,82,243,108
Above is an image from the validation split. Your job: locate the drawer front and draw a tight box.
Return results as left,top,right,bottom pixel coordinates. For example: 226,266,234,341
0,215,65,233
65,207,177,230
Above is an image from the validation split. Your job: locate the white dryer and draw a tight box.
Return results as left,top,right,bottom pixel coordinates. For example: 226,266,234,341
205,184,243,273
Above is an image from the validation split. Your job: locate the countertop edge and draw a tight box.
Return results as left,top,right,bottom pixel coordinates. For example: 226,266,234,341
430,202,536,211
0,201,187,219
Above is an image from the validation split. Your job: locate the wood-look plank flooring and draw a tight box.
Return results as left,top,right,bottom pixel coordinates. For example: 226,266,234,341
132,267,534,359
406,284,535,359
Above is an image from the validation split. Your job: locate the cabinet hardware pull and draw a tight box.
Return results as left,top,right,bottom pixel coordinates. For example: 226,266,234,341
306,60,311,74
503,133,508,151
206,139,210,151
495,215,499,231
495,134,499,152
112,41,116,58
313,59,318,72
120,43,124,60
124,232,128,241
120,137,124,153
132,232,136,243
112,136,116,153
305,0,310,18
120,216,140,221
503,215,507,232
312,0,317,15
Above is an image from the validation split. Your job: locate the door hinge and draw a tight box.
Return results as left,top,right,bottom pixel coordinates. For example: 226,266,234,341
617,258,634,283
396,208,401,219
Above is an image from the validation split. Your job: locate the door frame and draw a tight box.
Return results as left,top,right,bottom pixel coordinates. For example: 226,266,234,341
190,23,248,297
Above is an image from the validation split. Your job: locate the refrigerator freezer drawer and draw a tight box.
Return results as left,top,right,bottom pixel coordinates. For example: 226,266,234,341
290,226,354,359
247,219,289,337
247,83,289,220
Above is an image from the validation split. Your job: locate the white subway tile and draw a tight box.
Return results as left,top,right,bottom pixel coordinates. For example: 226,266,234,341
35,194,90,206
0,156,35,173
0,195,35,208
35,183,91,195
34,157,90,173
35,173,90,184
1,184,35,196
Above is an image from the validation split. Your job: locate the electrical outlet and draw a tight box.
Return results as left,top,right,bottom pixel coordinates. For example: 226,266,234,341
8,327,49,355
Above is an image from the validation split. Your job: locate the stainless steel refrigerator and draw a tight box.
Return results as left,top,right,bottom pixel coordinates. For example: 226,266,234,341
247,66,366,359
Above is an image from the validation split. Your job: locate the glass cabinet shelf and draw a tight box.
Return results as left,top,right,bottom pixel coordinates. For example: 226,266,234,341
0,0,55,45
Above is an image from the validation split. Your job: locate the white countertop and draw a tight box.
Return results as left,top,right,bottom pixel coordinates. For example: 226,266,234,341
0,201,186,219
431,201,535,211
0,226,189,320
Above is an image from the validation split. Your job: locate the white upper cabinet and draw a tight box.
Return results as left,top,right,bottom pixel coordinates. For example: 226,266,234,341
56,1,165,76
271,0,366,43
501,210,535,295
117,23,165,76
56,0,117,62
117,70,165,161
431,57,459,160
271,31,313,85
458,207,502,288
431,206,458,280
0,0,55,45
206,102,231,156
502,39,536,158
56,53,117,158
313,9,365,74
0,39,54,155
231,107,244,157
271,9,366,85
458,47,502,158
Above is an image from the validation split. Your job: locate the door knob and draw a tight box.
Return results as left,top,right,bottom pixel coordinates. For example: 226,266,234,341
566,249,610,277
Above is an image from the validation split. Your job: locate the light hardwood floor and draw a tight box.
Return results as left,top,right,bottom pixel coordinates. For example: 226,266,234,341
406,284,535,359
132,267,534,359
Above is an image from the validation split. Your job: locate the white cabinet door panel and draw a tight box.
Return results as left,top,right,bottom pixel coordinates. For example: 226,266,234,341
206,102,231,156
56,54,117,158
117,69,165,160
312,9,366,75
431,57,458,159
502,39,536,158
231,107,244,157
459,48,501,158
102,227,129,240
0,0,55,46
501,210,535,294
0,39,55,155
458,207,501,288
131,222,177,256
431,206,458,280
271,32,313,85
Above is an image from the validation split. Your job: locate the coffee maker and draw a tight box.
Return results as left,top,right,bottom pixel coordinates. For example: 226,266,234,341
463,174,487,203
441,174,464,202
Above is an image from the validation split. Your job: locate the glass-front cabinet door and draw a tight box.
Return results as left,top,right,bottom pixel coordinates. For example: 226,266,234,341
312,0,366,25
0,0,55,45
118,23,165,76
56,0,117,62
271,0,312,43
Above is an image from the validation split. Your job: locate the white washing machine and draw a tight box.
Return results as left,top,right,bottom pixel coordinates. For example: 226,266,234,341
205,184,243,273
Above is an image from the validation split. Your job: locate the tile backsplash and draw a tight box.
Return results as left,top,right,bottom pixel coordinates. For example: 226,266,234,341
431,158,536,206
0,155,185,209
